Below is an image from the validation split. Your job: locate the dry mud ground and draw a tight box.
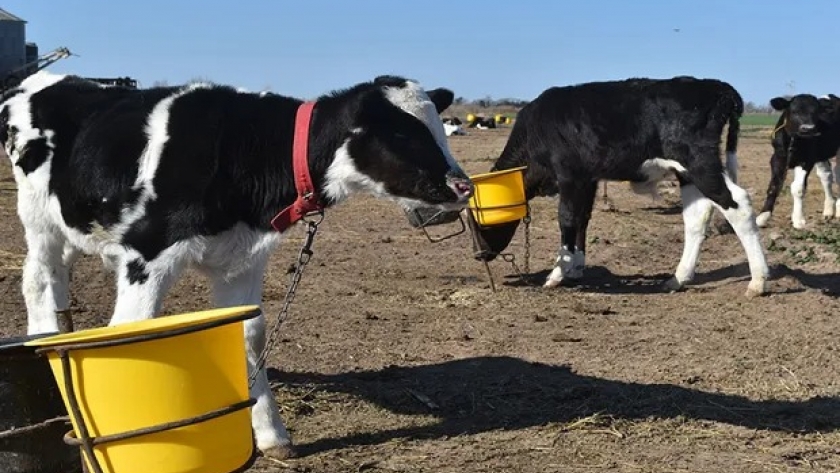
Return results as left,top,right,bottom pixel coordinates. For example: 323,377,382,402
1,127,840,472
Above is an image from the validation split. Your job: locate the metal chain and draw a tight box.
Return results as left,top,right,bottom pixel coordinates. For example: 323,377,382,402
494,204,535,287
249,212,323,387
522,205,531,275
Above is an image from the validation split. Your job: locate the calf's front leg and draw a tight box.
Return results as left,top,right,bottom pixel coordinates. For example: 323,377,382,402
789,165,811,229
210,260,295,460
545,185,594,287
109,250,186,326
756,149,788,228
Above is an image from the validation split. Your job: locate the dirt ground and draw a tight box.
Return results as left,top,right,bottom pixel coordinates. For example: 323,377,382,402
2,126,840,473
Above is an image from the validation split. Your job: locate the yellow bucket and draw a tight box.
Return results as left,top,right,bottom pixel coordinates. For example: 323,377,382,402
25,305,261,473
468,166,528,226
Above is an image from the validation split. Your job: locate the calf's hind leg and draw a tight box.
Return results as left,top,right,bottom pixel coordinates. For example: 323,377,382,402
814,160,837,219
21,226,72,335
665,183,715,292
696,173,769,297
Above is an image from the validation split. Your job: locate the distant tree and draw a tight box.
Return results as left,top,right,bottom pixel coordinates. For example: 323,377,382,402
495,98,529,107
744,100,774,114
476,95,494,108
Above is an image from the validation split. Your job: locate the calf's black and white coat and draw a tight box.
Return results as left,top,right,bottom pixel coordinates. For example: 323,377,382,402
0,71,474,458
460,76,769,297
756,94,840,229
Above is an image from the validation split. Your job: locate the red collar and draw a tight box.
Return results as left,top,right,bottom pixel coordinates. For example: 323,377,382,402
270,101,324,232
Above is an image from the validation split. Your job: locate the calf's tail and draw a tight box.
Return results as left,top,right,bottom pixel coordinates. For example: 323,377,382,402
722,88,743,183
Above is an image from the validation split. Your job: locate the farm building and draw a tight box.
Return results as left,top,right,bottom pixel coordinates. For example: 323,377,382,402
0,7,29,77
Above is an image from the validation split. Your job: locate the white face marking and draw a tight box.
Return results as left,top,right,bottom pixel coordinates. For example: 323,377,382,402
381,81,464,174
322,137,461,212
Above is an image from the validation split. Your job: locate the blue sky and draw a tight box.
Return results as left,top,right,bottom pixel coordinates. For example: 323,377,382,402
7,1,838,105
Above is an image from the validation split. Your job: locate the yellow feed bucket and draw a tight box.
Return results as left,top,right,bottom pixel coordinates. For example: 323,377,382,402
468,166,528,226
25,305,261,473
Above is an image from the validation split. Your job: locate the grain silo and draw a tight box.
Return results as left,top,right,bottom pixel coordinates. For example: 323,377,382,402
0,8,25,77
25,42,37,66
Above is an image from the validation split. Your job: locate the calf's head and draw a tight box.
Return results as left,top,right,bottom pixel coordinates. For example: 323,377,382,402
466,211,521,261
819,94,840,120
770,94,836,138
329,76,473,212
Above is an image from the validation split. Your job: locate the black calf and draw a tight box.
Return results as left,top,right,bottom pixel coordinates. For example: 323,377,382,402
458,76,769,297
756,94,840,229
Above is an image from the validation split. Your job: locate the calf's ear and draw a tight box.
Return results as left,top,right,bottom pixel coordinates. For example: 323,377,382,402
770,97,790,111
426,88,455,114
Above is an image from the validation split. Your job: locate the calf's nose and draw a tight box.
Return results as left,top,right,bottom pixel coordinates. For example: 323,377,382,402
451,179,473,197
446,171,474,200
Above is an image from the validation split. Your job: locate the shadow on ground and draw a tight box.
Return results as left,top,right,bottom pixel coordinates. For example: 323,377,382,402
267,355,840,456
497,262,840,297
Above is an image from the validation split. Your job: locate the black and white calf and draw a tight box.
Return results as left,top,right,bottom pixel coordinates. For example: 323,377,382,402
756,94,840,229
0,72,473,458
457,76,769,297
467,115,497,129
442,116,467,136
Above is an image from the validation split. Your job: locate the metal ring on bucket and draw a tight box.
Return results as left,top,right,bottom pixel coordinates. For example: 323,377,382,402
37,309,262,473
62,398,256,447
470,202,528,211
33,308,260,354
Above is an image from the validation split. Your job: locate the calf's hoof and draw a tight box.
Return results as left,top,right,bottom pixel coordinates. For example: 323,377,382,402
792,219,807,230
543,276,580,288
823,201,836,219
544,264,582,288
544,277,573,288
663,276,685,293
755,211,771,228
261,444,298,460
544,278,562,288
744,279,767,298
